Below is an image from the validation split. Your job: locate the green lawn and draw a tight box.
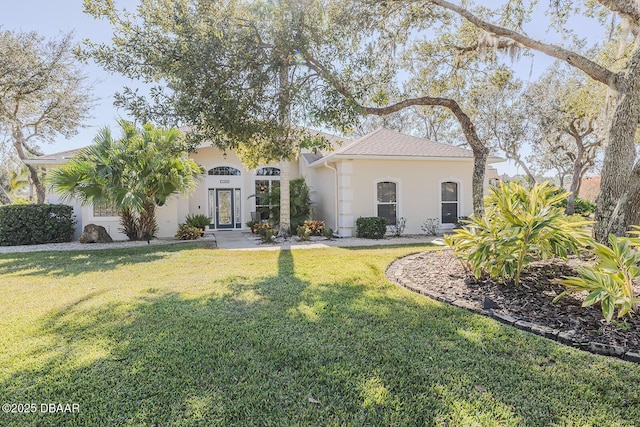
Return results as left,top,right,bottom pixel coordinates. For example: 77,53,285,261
1,243,639,426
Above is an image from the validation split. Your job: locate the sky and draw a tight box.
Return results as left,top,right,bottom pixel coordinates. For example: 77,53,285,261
2,1,603,176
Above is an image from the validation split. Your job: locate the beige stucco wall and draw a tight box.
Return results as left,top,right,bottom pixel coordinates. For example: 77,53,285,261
189,146,299,229
42,145,301,240
299,160,337,231
74,196,181,240
329,158,476,236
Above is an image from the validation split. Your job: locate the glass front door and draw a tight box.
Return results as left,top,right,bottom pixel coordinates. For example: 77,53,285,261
216,189,233,229
209,188,241,229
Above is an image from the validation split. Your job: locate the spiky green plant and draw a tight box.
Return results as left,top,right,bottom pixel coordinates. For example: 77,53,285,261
445,181,592,286
554,227,640,322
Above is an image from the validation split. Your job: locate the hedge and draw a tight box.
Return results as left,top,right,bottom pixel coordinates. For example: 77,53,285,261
356,216,387,239
0,204,75,246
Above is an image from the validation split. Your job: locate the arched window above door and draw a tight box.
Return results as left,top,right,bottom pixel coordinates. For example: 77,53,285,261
208,166,241,176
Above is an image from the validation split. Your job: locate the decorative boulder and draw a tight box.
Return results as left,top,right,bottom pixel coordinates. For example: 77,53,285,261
79,224,113,244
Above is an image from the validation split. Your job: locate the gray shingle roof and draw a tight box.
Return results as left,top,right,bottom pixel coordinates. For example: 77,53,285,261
24,148,83,165
335,128,474,158
301,152,325,164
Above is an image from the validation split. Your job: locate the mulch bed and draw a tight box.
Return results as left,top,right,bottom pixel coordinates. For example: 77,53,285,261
388,249,640,360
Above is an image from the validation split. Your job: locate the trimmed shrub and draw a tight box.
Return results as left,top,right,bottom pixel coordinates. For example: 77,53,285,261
175,223,202,240
356,217,387,239
0,204,75,246
573,196,596,216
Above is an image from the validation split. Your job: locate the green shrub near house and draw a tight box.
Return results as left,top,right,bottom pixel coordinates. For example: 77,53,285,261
0,204,75,246
185,214,212,230
356,217,387,239
175,223,202,240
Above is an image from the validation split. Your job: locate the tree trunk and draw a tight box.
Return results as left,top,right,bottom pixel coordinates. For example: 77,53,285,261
518,160,537,185
138,201,158,241
594,68,640,241
624,159,640,229
0,186,11,205
471,145,489,218
566,144,585,215
119,207,139,240
279,161,291,235
277,56,292,238
25,164,45,204
12,135,45,204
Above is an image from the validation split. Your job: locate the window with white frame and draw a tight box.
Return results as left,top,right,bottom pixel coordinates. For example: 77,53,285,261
93,200,118,217
441,181,459,224
253,167,281,220
376,181,397,225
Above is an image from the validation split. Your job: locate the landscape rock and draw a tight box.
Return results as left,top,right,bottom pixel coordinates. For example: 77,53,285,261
79,224,113,244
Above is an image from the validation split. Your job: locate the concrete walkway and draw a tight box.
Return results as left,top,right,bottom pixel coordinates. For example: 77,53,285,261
0,232,440,254
214,230,442,251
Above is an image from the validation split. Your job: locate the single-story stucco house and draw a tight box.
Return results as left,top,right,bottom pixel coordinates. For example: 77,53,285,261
27,128,502,240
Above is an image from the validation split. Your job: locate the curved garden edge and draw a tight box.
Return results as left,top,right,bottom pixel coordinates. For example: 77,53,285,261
385,251,640,364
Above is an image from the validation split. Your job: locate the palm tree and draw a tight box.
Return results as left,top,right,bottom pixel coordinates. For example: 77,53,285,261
48,121,203,240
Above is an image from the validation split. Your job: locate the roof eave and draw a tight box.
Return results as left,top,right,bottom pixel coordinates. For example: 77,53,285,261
309,153,505,168
23,158,68,166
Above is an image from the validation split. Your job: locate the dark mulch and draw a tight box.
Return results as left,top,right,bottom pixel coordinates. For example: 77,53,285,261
399,249,640,352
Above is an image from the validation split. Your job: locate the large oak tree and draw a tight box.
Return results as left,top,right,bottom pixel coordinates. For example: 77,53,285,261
83,0,332,235
417,0,640,240
0,30,94,204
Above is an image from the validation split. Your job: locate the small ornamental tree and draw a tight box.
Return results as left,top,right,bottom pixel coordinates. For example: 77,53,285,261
48,121,203,241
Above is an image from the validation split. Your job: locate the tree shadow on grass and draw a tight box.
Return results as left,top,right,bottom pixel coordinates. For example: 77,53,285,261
0,242,208,277
1,249,640,426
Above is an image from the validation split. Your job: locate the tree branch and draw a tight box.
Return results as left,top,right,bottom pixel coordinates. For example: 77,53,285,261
426,0,617,88
597,0,640,27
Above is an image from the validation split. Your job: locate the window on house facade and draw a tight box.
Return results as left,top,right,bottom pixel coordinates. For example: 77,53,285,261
256,167,281,176
255,179,280,221
376,181,397,225
208,166,241,176
93,200,118,217
441,181,459,224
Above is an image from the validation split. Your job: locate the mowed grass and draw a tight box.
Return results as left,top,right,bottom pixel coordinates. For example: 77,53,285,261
1,243,640,426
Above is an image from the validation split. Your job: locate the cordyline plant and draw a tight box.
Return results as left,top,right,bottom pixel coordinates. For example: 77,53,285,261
445,181,592,286
554,227,640,322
